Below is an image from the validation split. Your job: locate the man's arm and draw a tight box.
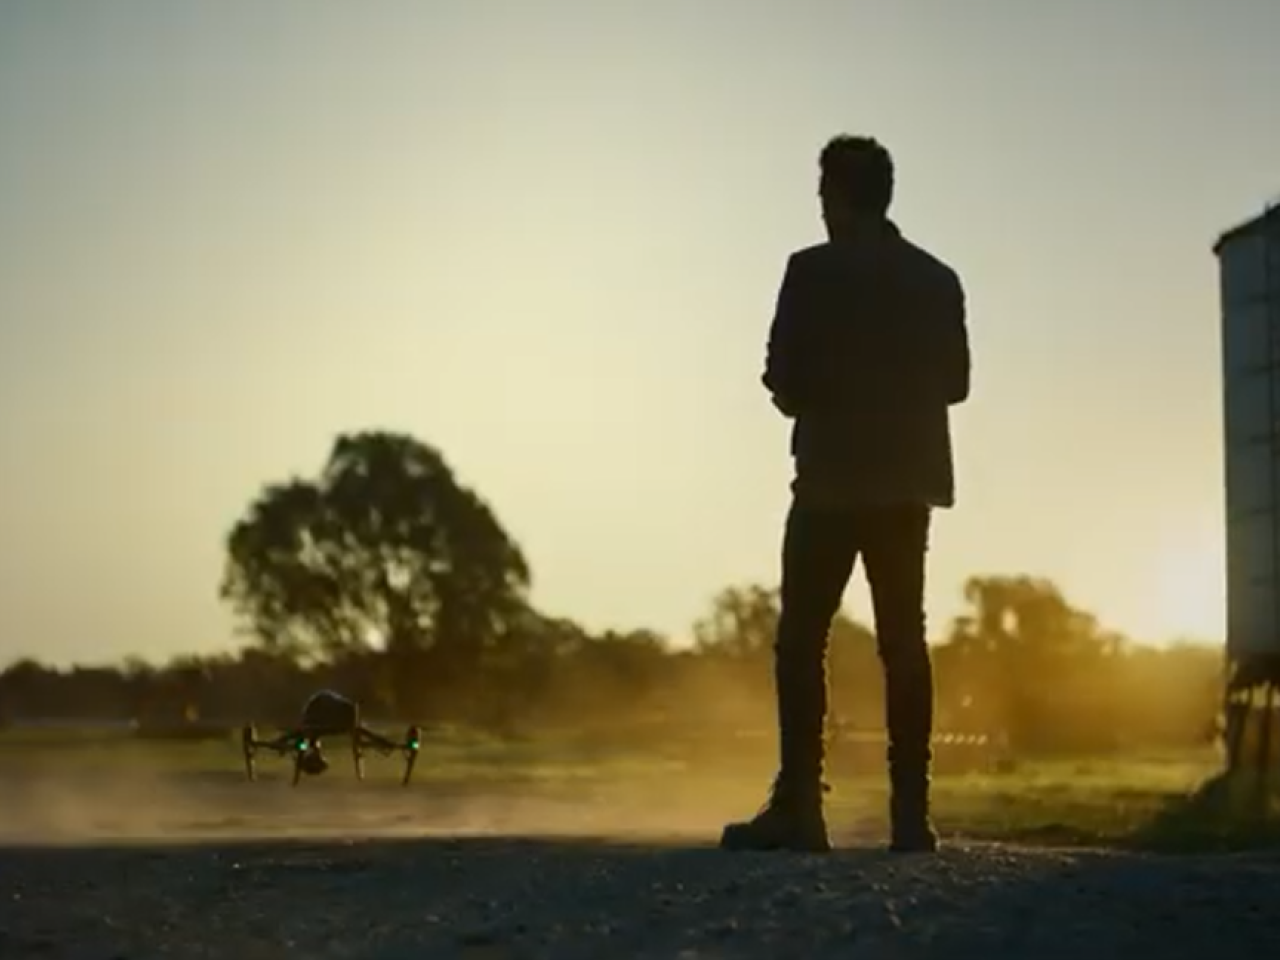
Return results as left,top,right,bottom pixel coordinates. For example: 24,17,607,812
938,269,970,405
762,254,809,417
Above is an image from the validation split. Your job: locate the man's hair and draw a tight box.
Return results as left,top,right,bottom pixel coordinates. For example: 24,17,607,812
819,135,895,217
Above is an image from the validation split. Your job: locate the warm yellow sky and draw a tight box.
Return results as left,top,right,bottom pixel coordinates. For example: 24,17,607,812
2,1,1278,666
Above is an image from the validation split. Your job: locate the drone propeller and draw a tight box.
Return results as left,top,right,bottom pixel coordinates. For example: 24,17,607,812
401,725,421,787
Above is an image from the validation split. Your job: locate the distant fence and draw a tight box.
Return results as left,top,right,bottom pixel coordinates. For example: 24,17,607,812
830,726,1003,775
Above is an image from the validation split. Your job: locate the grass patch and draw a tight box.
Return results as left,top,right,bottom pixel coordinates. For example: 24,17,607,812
7,731,1280,853
1125,771,1280,853
922,755,1280,853
922,754,1219,848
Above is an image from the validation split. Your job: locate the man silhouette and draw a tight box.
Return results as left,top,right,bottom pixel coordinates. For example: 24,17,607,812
720,136,970,854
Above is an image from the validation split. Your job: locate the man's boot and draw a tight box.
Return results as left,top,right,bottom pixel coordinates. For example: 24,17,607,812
720,634,832,853
719,775,831,853
885,644,938,853
888,752,938,853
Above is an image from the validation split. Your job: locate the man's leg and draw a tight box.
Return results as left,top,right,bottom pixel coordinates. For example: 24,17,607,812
861,504,937,852
720,499,858,853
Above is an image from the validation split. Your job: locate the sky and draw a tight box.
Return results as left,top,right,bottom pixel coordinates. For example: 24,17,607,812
2,0,1278,667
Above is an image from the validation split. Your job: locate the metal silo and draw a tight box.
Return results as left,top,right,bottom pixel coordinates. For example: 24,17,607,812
1214,201,1280,772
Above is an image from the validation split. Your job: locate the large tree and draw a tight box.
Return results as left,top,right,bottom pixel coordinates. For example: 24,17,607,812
220,431,530,712
935,574,1129,750
693,585,781,660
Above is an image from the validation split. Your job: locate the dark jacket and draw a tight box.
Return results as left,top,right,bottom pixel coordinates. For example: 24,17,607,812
762,222,970,509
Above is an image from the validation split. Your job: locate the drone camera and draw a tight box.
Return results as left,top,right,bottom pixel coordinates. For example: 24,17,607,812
299,749,329,777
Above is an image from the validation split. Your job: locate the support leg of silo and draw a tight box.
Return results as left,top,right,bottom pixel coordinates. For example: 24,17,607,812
1225,685,1249,773
1249,682,1274,815
1264,682,1277,812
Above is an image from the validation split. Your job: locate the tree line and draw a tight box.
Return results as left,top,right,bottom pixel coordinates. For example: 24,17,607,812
0,431,1225,756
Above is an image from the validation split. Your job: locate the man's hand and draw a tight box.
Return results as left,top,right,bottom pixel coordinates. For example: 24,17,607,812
763,253,811,420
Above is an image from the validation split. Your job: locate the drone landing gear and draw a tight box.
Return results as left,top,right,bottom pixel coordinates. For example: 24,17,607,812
401,725,421,786
354,725,422,786
241,724,316,786
240,723,422,786
242,723,257,782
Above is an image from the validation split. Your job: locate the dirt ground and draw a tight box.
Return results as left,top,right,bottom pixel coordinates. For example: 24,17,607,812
3,765,1279,959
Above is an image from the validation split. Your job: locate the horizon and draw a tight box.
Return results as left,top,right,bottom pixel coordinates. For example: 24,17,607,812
2,611,1222,676
4,1,1280,667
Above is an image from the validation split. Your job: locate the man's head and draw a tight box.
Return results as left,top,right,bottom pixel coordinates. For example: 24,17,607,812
818,135,895,234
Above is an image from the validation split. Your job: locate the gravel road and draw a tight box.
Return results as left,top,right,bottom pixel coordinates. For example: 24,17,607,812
2,770,1277,959
5,832,1280,959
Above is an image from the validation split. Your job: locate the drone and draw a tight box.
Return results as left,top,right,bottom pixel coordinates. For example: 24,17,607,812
240,689,422,787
